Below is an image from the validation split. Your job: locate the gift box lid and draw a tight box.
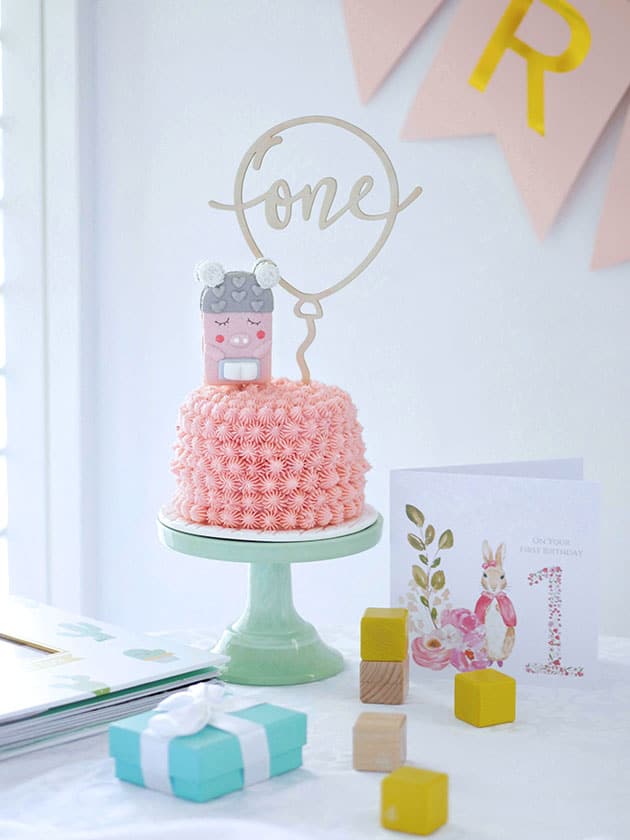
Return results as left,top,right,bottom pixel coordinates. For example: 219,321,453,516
109,703,307,782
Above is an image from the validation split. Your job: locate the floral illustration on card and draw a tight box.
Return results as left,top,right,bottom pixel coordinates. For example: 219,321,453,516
399,504,517,672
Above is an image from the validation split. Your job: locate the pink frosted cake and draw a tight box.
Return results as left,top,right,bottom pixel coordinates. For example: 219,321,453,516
169,259,369,533
171,379,369,531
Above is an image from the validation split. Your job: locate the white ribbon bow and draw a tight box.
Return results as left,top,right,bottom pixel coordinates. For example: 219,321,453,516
146,682,227,738
139,682,271,796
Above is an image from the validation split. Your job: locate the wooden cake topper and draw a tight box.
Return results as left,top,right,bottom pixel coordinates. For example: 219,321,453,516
209,115,422,384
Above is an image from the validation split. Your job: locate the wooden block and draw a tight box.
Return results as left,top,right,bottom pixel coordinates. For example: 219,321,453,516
360,658,409,705
381,766,448,836
353,712,406,772
454,668,516,728
360,607,408,662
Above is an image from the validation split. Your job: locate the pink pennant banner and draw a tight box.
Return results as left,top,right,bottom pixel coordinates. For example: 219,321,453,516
401,0,630,240
592,103,630,270
343,0,447,103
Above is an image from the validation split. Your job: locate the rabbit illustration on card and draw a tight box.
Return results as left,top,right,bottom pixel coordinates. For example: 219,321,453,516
474,541,517,666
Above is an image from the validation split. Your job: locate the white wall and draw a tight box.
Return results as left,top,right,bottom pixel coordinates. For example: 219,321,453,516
88,0,630,637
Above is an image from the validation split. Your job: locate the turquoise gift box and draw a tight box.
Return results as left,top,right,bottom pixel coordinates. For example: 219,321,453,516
109,703,307,802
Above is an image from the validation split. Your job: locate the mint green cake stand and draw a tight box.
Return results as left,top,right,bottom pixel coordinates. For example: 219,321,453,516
157,515,382,686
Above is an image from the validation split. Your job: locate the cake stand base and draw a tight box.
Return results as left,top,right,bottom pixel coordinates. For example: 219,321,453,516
212,561,343,685
157,514,382,686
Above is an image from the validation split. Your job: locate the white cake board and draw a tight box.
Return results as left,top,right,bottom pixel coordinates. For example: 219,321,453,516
158,503,379,543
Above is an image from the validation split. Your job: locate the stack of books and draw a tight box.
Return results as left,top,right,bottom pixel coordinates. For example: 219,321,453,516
0,596,226,757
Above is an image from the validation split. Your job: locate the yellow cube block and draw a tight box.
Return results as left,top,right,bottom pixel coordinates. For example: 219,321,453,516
454,668,516,727
361,608,408,662
381,766,448,836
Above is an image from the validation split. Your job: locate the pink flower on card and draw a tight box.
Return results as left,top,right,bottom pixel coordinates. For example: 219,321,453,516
411,632,452,671
440,607,491,672
450,646,491,672
441,607,480,636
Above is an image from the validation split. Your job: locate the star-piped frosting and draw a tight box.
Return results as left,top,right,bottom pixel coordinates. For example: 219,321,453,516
171,379,369,531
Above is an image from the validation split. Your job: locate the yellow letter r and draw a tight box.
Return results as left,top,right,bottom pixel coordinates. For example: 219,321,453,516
469,0,591,135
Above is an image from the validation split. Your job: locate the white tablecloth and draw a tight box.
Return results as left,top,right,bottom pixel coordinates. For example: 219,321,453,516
0,630,629,840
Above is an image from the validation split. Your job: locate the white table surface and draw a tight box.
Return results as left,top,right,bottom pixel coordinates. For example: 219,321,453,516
0,629,629,840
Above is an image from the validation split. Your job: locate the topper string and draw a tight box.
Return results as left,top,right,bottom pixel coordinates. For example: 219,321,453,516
294,304,320,385
296,316,316,385
293,297,323,384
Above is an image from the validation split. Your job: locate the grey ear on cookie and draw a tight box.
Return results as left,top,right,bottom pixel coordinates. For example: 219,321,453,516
253,258,280,289
194,260,225,288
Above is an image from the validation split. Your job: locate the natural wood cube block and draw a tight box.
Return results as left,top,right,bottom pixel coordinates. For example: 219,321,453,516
454,668,516,728
381,766,448,836
360,608,408,662
360,657,409,704
353,712,406,772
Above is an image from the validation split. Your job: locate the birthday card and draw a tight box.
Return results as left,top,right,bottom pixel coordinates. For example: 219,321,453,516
390,460,600,683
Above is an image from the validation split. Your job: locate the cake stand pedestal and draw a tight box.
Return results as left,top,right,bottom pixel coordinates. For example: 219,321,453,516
157,515,382,686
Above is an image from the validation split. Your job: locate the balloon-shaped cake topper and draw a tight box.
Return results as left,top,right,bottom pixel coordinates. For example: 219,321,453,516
209,115,422,383
196,258,280,385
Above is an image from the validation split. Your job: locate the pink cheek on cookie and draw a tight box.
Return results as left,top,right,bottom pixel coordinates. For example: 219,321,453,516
216,335,225,344
257,330,266,340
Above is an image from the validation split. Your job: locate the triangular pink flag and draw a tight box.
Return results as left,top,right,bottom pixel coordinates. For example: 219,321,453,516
592,104,630,269
343,0,447,103
402,0,630,239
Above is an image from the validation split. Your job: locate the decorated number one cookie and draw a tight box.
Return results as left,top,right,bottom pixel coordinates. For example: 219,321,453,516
194,258,280,385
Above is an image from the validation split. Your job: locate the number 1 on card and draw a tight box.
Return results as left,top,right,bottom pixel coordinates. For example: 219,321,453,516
526,566,584,677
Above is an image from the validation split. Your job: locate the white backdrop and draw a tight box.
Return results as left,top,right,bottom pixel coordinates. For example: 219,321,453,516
87,0,630,637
